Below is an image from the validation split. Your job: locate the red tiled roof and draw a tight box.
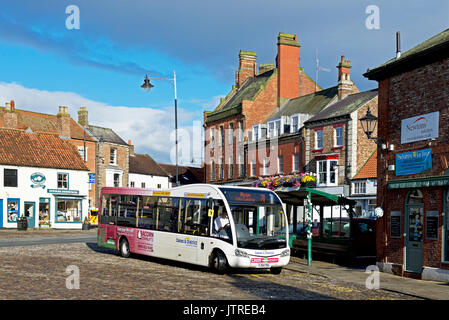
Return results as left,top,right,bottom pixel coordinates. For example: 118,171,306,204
353,150,377,180
0,108,95,142
0,128,89,171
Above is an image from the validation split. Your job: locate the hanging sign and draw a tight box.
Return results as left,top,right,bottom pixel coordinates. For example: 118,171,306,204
396,148,432,176
30,172,46,189
401,111,439,144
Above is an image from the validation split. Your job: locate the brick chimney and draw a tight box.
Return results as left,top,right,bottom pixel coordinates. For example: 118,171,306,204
336,56,358,100
276,32,300,105
3,100,17,129
78,106,88,127
235,50,257,88
57,106,71,138
128,139,134,155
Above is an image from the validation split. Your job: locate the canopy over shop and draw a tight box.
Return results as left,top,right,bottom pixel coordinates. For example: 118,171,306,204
273,186,359,265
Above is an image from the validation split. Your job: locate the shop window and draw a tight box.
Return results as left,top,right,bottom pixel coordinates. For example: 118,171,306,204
56,199,81,222
57,173,68,189
4,169,17,187
7,199,19,222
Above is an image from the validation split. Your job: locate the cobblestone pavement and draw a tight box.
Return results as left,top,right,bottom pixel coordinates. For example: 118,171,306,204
0,240,418,300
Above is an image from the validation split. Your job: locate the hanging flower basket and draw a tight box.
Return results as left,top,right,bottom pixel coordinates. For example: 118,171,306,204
252,172,316,190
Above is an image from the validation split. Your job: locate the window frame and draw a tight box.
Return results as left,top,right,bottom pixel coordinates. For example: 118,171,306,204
57,172,69,189
315,129,323,150
110,148,117,165
316,159,338,186
334,126,343,147
4,168,18,188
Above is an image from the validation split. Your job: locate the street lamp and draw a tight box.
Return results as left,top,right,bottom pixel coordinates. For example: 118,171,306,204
141,72,179,187
359,106,384,144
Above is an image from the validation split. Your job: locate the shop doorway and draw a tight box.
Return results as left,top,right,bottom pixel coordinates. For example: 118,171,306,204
39,198,50,226
24,202,36,228
405,189,424,274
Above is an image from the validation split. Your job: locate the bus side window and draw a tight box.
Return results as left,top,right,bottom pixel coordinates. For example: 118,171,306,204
157,197,179,232
140,196,157,230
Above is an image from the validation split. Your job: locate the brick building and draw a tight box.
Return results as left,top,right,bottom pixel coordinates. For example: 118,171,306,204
203,32,318,185
0,103,97,209
84,121,130,205
364,28,449,281
303,88,378,199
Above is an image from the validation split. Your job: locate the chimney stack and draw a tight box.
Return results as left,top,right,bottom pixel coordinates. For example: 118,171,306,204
3,101,17,129
78,106,89,127
336,56,358,100
235,50,257,88
128,140,134,155
277,32,300,105
57,106,71,138
396,31,401,58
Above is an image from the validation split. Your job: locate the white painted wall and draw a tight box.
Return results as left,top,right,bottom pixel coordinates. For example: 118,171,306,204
128,173,170,189
0,165,89,229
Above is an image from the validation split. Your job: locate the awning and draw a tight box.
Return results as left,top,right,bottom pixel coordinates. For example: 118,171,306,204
274,186,357,207
388,175,449,189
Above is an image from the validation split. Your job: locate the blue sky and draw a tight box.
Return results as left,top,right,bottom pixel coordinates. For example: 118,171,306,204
0,0,448,164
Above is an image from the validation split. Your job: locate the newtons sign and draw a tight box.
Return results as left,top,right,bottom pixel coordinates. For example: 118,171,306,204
401,111,439,144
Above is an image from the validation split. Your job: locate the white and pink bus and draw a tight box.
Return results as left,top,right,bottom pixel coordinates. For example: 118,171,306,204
97,184,290,274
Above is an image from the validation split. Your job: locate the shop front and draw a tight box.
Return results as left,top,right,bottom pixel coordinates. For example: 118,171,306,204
378,176,449,281
1,167,89,229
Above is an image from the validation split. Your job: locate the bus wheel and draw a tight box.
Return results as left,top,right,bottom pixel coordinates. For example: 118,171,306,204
119,238,130,258
212,251,227,274
270,267,282,275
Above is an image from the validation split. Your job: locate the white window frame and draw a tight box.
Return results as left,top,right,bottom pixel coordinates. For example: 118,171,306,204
275,120,281,137
278,156,284,174
291,115,299,133
250,160,256,177
316,159,338,186
253,125,259,141
354,181,367,194
210,128,215,149
110,148,117,165
334,126,343,147
315,130,323,149
292,153,299,172
263,158,270,176
228,123,234,145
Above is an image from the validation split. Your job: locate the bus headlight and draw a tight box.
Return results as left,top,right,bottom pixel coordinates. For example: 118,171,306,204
235,249,249,258
280,249,290,257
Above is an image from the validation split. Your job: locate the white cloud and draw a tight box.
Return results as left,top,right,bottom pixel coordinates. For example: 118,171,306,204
0,82,202,164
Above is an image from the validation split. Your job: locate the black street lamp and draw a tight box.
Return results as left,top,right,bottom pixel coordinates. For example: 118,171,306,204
359,106,383,144
141,72,179,187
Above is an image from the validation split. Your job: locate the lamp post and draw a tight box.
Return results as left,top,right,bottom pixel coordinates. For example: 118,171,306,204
359,106,383,144
141,72,179,187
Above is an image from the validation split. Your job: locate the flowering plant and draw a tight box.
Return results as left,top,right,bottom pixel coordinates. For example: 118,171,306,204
252,172,316,190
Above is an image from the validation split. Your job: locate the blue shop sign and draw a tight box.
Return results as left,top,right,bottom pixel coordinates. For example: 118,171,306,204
396,148,432,176
88,173,95,183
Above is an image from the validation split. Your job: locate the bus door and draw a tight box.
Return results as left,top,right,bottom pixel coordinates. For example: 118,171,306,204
177,198,210,265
